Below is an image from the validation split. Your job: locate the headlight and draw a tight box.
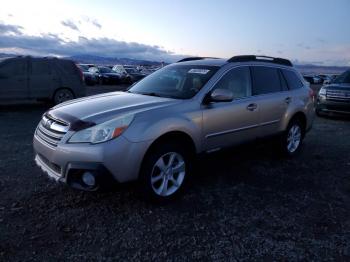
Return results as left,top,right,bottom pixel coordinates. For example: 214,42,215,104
68,114,134,144
318,87,327,96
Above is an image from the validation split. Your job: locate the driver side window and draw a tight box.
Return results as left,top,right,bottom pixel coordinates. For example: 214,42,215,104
213,67,251,99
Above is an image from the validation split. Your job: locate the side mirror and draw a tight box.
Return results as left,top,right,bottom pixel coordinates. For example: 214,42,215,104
206,88,234,103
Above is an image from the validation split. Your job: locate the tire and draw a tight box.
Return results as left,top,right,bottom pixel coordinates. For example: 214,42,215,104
280,118,304,156
315,108,322,117
53,89,74,105
126,77,133,84
316,106,325,117
138,142,193,203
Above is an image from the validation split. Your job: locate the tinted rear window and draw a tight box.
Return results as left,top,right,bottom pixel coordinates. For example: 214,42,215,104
54,60,78,75
251,66,282,95
31,59,51,74
282,69,303,90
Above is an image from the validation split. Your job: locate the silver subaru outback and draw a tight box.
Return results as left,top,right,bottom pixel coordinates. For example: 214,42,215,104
33,55,315,201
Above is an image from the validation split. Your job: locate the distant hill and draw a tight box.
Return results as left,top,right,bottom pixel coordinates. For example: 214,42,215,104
0,53,16,61
0,53,348,74
68,55,164,66
295,64,349,75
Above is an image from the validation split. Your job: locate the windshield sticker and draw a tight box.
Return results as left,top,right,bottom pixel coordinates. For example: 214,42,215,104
188,69,210,74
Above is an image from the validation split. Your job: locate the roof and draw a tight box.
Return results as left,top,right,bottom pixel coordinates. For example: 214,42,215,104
176,58,227,67
176,55,293,68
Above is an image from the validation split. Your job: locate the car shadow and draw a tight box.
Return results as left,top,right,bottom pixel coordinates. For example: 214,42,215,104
316,114,350,121
0,102,50,112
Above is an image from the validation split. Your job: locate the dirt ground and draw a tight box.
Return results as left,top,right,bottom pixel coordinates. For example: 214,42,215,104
0,85,350,261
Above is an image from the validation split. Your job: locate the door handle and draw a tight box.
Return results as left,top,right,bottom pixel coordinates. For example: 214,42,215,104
285,97,292,104
246,103,258,111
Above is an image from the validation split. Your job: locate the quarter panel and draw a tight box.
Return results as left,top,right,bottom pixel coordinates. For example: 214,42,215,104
279,87,314,132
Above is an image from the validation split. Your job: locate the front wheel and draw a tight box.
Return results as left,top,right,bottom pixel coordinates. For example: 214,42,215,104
280,119,304,156
139,143,192,202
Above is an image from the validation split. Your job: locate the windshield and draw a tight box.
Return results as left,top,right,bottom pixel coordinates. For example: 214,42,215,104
99,67,113,73
333,70,350,84
128,65,219,99
78,65,89,72
125,68,138,74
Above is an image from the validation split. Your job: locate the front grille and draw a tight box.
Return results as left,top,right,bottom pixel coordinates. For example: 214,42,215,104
36,115,69,147
326,89,350,102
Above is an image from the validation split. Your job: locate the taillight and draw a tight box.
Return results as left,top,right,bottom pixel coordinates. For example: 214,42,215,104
75,64,84,83
309,88,315,98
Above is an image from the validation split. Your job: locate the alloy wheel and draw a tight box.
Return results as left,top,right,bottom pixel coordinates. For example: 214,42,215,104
287,124,302,153
150,152,186,197
55,89,73,104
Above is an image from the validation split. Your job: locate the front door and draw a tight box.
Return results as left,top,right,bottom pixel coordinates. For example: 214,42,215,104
202,66,260,151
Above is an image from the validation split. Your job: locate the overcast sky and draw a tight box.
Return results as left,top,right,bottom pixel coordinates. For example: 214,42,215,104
0,0,349,65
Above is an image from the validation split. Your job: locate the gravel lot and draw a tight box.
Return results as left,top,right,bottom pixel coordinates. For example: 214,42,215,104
0,85,350,261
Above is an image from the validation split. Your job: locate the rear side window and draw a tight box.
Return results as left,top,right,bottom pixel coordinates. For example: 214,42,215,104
31,59,51,75
251,66,282,95
282,69,303,90
278,70,289,91
0,59,26,76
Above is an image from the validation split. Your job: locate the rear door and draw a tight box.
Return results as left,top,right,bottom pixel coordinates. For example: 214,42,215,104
0,58,28,100
202,66,260,151
250,66,290,137
28,58,55,99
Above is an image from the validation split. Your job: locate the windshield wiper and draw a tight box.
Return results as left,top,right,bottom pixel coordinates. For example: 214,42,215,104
136,92,163,97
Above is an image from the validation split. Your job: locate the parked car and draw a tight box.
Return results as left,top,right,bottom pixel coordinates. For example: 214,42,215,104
78,64,98,86
0,56,85,104
112,64,128,75
303,75,322,84
79,63,95,68
316,70,350,116
140,68,154,75
323,74,339,85
317,74,330,84
124,67,147,83
88,66,122,85
111,64,134,83
33,55,314,202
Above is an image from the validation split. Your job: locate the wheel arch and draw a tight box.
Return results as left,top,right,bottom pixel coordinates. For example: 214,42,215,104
139,131,197,179
144,131,197,157
52,87,75,100
287,111,307,135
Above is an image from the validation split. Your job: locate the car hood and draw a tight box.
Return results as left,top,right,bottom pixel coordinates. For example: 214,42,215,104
47,92,180,128
325,83,350,90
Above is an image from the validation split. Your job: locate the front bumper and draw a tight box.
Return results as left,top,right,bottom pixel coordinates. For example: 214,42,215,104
33,133,152,189
317,97,350,114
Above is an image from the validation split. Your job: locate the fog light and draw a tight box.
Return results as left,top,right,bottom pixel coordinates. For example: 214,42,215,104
82,172,96,187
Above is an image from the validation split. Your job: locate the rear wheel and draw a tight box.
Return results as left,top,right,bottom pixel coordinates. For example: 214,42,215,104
280,119,304,156
139,142,192,202
53,89,74,105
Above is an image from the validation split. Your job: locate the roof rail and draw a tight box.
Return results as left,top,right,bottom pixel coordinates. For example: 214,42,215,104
227,55,293,67
177,57,219,63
